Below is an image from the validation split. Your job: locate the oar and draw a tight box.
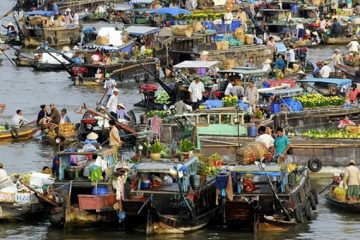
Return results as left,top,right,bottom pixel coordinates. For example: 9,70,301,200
255,159,291,221
97,89,109,106
2,51,15,65
21,181,60,207
318,182,333,195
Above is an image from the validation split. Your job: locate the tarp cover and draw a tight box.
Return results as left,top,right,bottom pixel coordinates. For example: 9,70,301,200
148,7,191,16
129,0,154,4
24,10,54,16
173,61,219,68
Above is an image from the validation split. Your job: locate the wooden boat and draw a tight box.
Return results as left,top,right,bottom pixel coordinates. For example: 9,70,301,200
12,57,33,67
122,156,218,235
221,164,317,232
0,125,38,142
324,37,352,45
20,11,81,48
335,64,356,79
48,149,119,227
325,189,360,212
0,190,50,221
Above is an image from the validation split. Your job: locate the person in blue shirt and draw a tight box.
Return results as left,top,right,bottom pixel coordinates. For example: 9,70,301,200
274,127,290,160
51,1,59,15
274,54,286,72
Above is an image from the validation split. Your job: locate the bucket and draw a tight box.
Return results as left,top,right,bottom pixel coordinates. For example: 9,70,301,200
140,180,151,190
291,4,298,14
271,103,281,113
92,185,109,195
248,124,257,137
245,34,254,45
263,82,270,88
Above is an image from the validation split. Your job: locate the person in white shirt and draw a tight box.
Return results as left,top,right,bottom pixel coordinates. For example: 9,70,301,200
223,8,233,34
0,163,15,189
347,38,360,53
262,59,272,72
255,126,274,149
320,63,332,78
224,79,234,96
106,88,119,119
188,75,205,110
287,45,296,69
10,109,28,129
103,77,116,105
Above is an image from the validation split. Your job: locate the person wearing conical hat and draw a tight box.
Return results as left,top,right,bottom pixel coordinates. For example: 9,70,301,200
262,58,272,72
116,103,130,121
343,159,360,202
347,37,360,53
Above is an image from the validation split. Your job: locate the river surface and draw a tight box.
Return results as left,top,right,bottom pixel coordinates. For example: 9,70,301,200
1,1,360,239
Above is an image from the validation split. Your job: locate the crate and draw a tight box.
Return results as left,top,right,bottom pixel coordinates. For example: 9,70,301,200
78,194,116,212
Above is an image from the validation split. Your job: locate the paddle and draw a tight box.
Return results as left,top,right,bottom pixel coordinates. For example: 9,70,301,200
255,159,291,221
2,51,15,66
318,182,333,195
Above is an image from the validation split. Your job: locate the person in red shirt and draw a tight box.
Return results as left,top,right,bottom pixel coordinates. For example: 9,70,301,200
348,84,360,103
337,116,356,129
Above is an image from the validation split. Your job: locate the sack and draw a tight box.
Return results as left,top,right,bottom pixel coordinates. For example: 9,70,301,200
236,142,267,164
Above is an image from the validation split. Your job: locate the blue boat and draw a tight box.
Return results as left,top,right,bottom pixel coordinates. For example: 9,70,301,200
298,77,352,96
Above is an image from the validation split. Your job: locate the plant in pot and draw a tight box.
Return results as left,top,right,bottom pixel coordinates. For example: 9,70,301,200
145,140,163,161
179,139,194,161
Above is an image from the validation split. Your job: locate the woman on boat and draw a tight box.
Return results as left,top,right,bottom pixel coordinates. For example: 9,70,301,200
337,116,356,128
347,38,359,53
274,54,286,72
116,103,130,122
331,49,344,66
348,84,360,103
37,104,49,126
60,108,71,124
0,163,14,189
295,20,305,40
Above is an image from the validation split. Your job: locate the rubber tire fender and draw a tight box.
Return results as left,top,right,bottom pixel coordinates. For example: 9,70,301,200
53,37,58,44
295,206,304,223
307,158,322,172
311,188,319,204
304,200,312,221
47,37,52,44
309,194,317,210
69,36,74,45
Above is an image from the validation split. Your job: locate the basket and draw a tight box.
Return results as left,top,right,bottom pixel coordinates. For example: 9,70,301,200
171,25,193,37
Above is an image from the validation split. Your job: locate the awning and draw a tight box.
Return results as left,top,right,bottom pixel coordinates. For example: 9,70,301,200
125,26,160,36
112,4,133,11
148,7,191,16
218,67,268,75
129,0,154,4
173,61,219,68
299,77,352,87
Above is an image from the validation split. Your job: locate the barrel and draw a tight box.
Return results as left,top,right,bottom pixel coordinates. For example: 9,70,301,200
92,185,109,195
271,103,281,113
248,124,257,137
190,175,201,190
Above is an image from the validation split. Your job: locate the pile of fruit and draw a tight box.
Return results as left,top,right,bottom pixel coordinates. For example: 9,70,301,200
177,10,224,21
146,110,169,119
197,161,221,177
222,96,238,107
154,91,171,105
303,129,360,139
296,94,346,108
0,125,7,132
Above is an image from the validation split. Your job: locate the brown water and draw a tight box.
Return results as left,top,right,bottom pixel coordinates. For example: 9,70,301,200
1,1,360,239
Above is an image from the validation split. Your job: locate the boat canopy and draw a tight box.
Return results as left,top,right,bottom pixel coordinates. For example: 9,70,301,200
148,7,191,16
24,10,54,16
125,26,160,36
299,77,352,87
259,87,304,97
218,67,268,75
173,61,219,68
129,0,154,4
112,4,133,11
131,157,197,173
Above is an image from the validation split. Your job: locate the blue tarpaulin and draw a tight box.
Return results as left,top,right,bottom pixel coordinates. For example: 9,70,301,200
149,7,191,16
24,10,54,16
203,20,241,33
299,77,352,88
129,0,153,4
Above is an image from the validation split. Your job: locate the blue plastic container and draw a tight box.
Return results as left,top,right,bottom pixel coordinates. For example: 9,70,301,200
215,34,224,41
263,82,270,88
92,186,109,195
140,181,150,190
248,124,257,137
271,103,281,113
291,4,298,14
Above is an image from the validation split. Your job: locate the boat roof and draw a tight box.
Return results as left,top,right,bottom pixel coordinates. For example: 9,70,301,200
259,87,304,97
125,26,160,36
132,157,197,173
129,0,154,4
24,10,54,17
299,77,352,86
228,164,282,173
173,61,219,68
112,4,133,11
218,67,268,75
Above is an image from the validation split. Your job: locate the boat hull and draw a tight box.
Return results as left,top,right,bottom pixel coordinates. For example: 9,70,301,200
325,194,360,212
0,127,38,142
0,202,47,221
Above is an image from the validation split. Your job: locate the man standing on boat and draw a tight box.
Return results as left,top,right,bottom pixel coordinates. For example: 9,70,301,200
106,88,119,120
10,109,29,137
245,81,259,113
0,163,14,189
188,75,205,110
109,120,123,162
343,160,360,202
274,127,290,162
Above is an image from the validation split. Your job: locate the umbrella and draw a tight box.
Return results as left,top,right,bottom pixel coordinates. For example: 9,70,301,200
148,7,191,16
